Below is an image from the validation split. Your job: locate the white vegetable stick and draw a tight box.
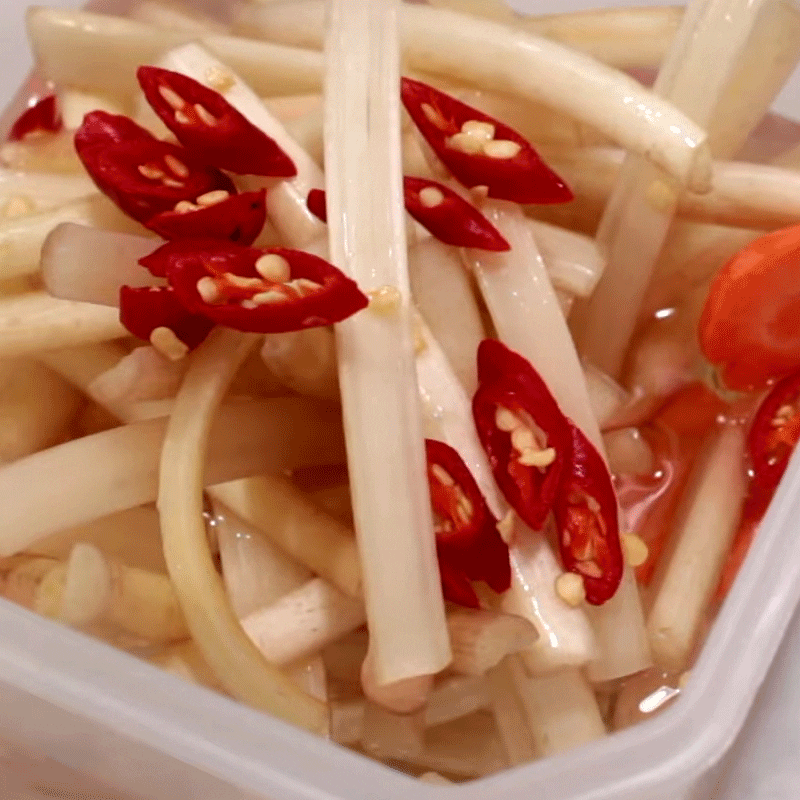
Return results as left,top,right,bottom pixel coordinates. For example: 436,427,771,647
88,346,187,410
408,239,485,395
528,219,605,298
237,0,712,190
0,168,95,214
57,89,127,130
213,499,312,619
446,608,537,677
42,223,160,307
325,0,450,686
260,326,339,401
157,327,327,732
27,8,323,99
283,106,324,169
501,528,598,674
0,397,345,556
576,0,778,378
241,577,366,666
210,475,362,598
129,0,229,34
647,424,747,672
0,360,81,463
0,197,147,280
158,44,326,247
508,660,606,757
0,292,125,358
486,659,536,767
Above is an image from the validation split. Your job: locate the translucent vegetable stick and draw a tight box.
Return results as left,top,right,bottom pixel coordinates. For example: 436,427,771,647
237,0,712,190
212,500,312,619
32,506,167,574
129,0,229,35
36,542,189,643
0,169,95,214
0,131,83,175
27,8,323,99
575,0,782,379
647,424,747,673
0,359,80,463
507,659,606,757
0,197,146,280
486,659,536,767
88,347,188,410
157,326,327,732
359,704,425,760
210,475,362,598
260,326,339,401
148,641,224,691
324,0,451,685
0,292,125,358
57,89,128,131
241,577,366,666
517,6,683,71
549,146,800,232
705,0,800,157
42,224,159,307
158,44,326,247
0,396,345,556
408,239,485,395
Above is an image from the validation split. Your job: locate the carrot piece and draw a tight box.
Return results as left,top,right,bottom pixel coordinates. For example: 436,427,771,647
699,222,800,391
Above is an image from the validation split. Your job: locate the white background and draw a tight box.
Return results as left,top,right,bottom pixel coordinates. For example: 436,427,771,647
0,0,800,797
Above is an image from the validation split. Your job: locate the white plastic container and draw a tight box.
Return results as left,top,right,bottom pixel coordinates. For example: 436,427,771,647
3,0,800,798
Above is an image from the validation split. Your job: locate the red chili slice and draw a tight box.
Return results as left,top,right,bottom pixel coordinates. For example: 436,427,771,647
472,339,572,531
77,133,236,225
146,189,266,245
142,239,369,334
137,66,296,178
306,188,327,222
74,111,156,158
401,77,572,205
119,284,214,350
554,423,623,605
306,180,509,251
404,177,509,250
9,95,62,141
747,369,800,485
425,438,511,608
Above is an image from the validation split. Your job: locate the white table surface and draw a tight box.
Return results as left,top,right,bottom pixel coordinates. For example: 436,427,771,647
1,0,800,798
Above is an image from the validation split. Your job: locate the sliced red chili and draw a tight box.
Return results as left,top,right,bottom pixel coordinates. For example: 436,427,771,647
74,111,156,158
425,438,511,608
472,339,572,531
554,423,623,605
146,189,266,245
76,132,235,225
137,66,296,178
401,77,572,205
747,369,800,487
306,188,327,222
404,176,510,250
119,284,214,350
306,180,509,251
142,239,369,334
9,95,62,141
